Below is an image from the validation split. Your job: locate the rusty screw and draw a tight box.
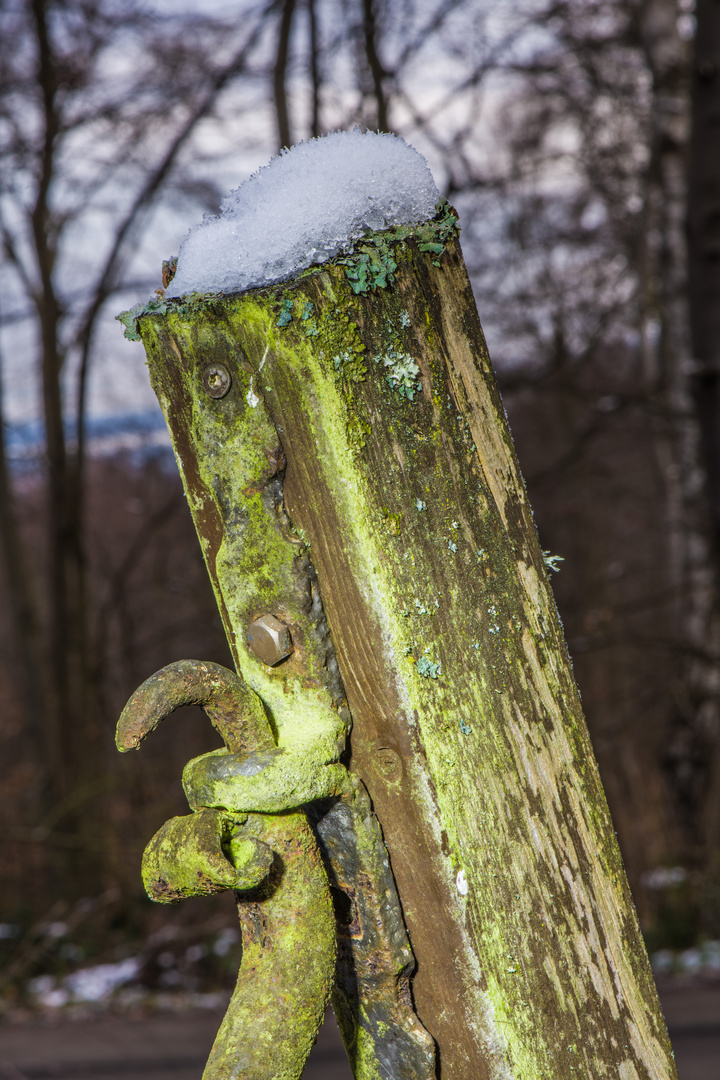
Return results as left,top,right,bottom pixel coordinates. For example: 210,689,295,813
247,614,293,666
202,362,232,399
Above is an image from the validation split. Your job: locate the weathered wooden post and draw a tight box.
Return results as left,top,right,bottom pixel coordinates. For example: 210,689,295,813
118,132,677,1080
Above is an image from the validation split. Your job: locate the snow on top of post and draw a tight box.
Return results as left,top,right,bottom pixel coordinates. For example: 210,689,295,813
166,130,439,298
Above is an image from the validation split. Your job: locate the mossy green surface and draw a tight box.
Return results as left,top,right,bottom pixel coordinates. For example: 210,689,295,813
140,809,274,901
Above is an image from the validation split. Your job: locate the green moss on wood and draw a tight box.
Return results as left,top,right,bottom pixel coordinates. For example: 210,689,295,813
127,223,676,1080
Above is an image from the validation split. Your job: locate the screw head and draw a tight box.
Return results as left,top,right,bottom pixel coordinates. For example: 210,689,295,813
372,746,402,782
247,614,293,666
202,363,232,399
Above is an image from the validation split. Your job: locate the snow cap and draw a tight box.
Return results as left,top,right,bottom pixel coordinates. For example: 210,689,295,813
166,129,439,297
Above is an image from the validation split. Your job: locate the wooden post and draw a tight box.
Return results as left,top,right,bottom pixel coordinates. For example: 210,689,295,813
127,215,677,1079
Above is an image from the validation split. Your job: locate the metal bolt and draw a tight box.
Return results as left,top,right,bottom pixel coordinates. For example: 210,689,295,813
247,614,293,666
202,362,232,399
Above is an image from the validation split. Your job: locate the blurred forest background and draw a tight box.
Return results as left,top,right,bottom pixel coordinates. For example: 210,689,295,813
1,0,719,1005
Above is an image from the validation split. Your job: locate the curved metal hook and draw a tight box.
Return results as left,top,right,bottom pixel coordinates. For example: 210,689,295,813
116,659,272,756
117,658,337,1080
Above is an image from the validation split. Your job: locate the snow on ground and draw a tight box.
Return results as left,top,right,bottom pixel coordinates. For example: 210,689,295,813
166,129,439,298
651,940,720,978
29,958,141,1008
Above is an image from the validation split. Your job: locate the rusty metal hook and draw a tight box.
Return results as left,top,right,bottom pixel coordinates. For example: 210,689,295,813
116,658,271,756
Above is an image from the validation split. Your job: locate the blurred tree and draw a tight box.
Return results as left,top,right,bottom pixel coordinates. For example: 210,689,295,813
685,0,720,932
687,0,720,547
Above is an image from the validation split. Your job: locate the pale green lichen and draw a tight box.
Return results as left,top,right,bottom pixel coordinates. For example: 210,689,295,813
277,298,293,327
117,298,168,340
416,655,441,679
543,550,564,573
301,301,319,336
336,197,459,294
487,604,501,635
415,199,461,265
415,198,460,248
339,235,398,294
380,348,421,400
117,292,221,341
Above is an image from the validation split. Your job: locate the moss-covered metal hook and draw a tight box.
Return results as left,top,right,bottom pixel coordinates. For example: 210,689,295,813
117,659,337,1080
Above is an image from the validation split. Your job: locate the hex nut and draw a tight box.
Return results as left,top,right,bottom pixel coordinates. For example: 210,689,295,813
202,362,232,399
247,614,293,666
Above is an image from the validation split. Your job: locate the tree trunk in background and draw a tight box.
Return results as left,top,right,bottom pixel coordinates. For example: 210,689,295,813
136,230,676,1078
0,370,46,795
362,0,389,131
688,0,720,545
274,0,297,151
686,0,720,934
25,0,102,887
638,0,720,938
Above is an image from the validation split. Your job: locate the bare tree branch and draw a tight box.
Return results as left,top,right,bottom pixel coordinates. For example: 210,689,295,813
362,0,388,131
274,0,296,150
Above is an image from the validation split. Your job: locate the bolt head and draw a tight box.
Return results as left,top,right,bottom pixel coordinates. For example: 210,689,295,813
247,615,293,666
202,362,232,399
